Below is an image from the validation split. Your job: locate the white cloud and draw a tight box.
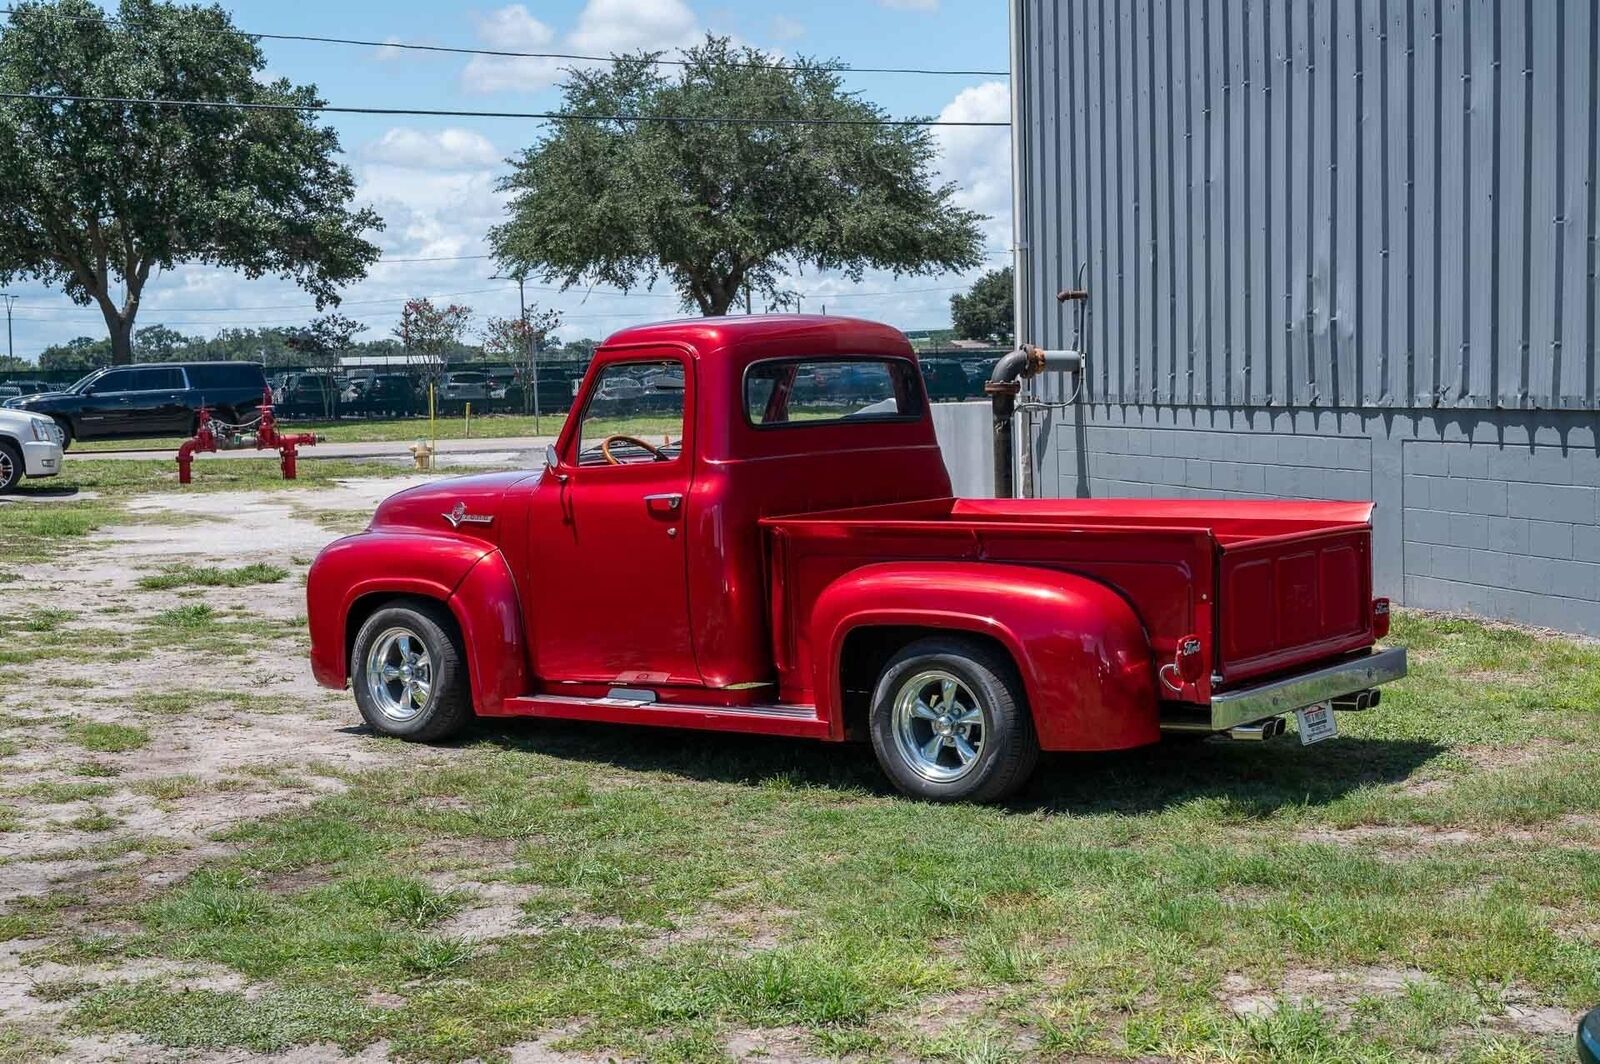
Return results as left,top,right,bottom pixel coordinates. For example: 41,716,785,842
769,15,805,41
568,0,699,55
462,0,708,94
879,0,939,10
364,128,503,170
460,5,564,93
933,80,1012,258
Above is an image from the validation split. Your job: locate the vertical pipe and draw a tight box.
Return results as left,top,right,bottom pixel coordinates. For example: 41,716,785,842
1007,0,1030,499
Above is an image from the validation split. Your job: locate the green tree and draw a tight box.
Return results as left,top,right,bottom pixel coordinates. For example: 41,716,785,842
394,298,473,391
286,312,364,416
132,323,195,363
490,36,984,316
949,266,1013,346
483,306,561,414
0,0,383,365
37,335,111,374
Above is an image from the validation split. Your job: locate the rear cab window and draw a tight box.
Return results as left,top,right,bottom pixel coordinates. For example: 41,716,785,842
744,357,924,427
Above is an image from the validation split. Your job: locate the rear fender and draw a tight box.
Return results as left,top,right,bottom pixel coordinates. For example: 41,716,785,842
308,532,527,713
810,562,1158,751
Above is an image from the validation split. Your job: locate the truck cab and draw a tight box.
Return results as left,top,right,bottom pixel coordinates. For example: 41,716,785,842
307,316,1404,802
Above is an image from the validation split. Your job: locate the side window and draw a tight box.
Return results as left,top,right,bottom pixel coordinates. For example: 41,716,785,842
745,357,923,426
576,360,683,467
133,367,184,391
88,369,134,394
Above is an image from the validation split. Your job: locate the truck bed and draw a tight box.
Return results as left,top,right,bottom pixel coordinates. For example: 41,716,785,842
763,497,1377,706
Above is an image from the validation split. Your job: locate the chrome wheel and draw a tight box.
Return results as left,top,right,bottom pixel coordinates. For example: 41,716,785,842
0,448,15,491
891,669,987,783
364,627,433,723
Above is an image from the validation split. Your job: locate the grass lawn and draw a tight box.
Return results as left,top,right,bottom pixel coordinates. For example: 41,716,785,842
68,412,683,452
7,611,1595,1062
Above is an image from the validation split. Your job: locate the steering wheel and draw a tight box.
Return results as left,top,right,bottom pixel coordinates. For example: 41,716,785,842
599,434,669,465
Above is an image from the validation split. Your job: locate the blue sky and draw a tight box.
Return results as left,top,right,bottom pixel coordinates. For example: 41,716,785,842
4,0,1011,360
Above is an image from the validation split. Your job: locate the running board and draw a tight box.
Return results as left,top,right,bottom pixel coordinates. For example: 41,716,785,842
499,693,832,739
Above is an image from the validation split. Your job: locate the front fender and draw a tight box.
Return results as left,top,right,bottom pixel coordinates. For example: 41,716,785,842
810,562,1158,752
307,531,495,694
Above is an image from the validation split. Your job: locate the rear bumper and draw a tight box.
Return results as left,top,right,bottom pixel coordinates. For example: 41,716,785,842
1167,646,1408,733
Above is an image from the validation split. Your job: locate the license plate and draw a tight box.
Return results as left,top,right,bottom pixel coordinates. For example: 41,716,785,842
1295,702,1338,745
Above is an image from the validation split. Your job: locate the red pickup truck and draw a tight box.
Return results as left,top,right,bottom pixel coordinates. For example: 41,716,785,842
307,316,1405,802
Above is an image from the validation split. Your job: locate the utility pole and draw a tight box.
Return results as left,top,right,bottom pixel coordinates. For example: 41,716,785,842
0,293,15,362
516,274,542,434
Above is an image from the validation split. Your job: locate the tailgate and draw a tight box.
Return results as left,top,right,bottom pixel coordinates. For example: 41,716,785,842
1216,525,1375,685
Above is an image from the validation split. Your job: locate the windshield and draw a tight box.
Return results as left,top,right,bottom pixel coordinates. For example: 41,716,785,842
66,371,101,394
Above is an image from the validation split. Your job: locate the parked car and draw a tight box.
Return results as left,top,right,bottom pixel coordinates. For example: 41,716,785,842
0,379,52,400
920,358,972,401
0,408,64,493
272,372,341,418
3,362,267,446
362,374,418,418
307,316,1405,803
441,372,490,403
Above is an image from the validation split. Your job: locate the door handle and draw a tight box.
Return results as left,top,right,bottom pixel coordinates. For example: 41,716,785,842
643,492,683,514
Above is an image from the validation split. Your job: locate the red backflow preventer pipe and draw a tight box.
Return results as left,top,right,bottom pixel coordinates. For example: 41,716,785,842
176,388,320,484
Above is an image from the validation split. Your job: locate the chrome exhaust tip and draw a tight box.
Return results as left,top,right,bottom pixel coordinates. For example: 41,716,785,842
1331,689,1381,712
1226,717,1284,741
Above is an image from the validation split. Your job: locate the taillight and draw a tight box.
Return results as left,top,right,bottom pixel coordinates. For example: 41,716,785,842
1372,598,1391,639
1176,635,1205,683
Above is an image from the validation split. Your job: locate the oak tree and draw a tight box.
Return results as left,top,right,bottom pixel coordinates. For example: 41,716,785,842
0,0,383,364
949,266,1012,346
490,36,985,316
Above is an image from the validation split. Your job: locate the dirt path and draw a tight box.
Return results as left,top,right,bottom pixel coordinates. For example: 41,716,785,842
0,478,450,1062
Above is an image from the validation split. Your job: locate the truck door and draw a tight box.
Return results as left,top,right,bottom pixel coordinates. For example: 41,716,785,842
526,353,699,687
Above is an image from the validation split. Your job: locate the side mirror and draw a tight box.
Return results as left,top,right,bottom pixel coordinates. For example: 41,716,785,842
544,443,567,483
1580,1005,1600,1064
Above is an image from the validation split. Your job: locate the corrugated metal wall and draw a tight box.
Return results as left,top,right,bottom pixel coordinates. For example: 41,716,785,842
1016,0,1600,411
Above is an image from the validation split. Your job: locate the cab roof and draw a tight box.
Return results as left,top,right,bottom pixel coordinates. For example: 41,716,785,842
601,315,915,362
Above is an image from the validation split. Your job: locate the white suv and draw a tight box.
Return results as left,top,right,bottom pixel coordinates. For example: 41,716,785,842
0,408,64,493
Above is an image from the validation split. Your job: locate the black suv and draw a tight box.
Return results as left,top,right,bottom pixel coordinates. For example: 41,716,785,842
2,362,268,446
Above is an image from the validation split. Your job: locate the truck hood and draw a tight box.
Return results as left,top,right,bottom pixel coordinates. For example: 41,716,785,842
369,470,539,543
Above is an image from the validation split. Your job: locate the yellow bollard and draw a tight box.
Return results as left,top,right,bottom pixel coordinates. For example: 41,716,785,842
465,401,472,438
428,384,437,472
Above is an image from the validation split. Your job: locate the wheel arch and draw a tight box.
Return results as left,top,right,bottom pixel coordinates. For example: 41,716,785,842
308,534,527,714
811,562,1160,752
836,625,1017,743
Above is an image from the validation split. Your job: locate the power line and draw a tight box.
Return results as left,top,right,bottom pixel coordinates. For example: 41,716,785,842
0,90,1007,127
376,253,493,263
0,7,1009,78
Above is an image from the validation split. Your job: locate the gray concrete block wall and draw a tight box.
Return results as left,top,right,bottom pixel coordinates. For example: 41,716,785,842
1019,404,1600,637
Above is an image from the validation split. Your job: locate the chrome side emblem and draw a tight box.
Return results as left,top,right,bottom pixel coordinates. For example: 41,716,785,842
442,501,494,528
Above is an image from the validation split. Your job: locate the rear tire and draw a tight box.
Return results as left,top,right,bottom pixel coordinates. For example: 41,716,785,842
869,636,1039,803
0,440,22,494
350,600,472,741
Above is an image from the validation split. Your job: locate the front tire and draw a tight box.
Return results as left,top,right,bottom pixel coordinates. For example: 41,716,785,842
51,417,73,450
350,601,472,741
869,636,1039,803
0,440,22,494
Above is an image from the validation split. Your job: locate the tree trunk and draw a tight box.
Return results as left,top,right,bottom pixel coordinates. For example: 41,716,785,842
107,313,135,365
